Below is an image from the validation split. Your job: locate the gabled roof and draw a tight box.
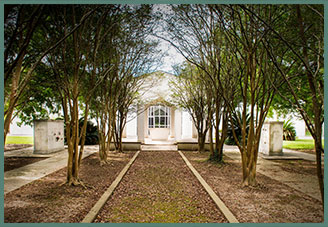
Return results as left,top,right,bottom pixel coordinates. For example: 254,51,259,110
138,71,177,107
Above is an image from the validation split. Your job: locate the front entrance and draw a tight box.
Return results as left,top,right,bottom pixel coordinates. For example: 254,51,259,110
148,105,170,140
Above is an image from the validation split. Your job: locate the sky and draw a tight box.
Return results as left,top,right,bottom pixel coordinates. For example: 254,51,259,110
156,40,185,74
8,39,185,136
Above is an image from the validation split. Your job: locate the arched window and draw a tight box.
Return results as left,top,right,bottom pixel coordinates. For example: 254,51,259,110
148,105,170,128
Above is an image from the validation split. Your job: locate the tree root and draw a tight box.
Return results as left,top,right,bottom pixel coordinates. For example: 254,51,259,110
60,178,89,189
100,159,110,166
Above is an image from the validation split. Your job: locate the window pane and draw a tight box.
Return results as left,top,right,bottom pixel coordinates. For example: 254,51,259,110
154,108,160,116
160,116,165,126
155,117,159,128
148,106,171,129
160,109,166,116
149,117,153,128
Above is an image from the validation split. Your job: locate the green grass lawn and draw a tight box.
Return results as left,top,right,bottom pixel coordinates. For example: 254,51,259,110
5,136,34,145
283,139,324,150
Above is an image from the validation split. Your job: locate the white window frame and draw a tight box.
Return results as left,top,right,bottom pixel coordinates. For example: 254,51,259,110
148,105,170,128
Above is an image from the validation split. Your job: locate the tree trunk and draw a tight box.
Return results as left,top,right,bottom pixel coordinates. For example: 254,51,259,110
78,102,89,167
71,96,80,184
296,5,324,207
242,157,257,186
4,54,24,143
209,121,215,159
314,138,324,207
215,112,228,162
198,132,206,153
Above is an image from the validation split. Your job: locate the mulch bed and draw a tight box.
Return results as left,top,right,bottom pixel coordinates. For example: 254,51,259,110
183,151,323,223
4,157,48,172
94,151,228,223
4,151,135,223
4,144,33,152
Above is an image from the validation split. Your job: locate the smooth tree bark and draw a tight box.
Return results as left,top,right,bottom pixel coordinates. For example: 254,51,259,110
171,64,212,153
165,5,231,158
4,5,95,144
210,5,286,186
47,5,102,185
253,4,324,205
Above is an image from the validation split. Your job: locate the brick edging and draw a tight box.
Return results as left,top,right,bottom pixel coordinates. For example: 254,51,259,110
81,150,140,223
178,150,239,223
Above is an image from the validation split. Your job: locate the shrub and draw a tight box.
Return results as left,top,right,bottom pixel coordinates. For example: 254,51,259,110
78,118,99,145
63,117,99,145
225,110,250,145
283,119,296,141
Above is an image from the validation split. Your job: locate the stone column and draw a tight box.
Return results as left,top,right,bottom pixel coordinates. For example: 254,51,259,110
122,125,127,138
192,121,197,139
144,107,148,139
137,105,145,143
170,107,175,138
205,125,210,142
174,109,182,141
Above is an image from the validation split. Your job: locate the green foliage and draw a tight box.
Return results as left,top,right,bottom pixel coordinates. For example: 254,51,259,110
64,118,99,145
79,118,99,145
15,65,62,126
283,119,296,141
225,110,250,145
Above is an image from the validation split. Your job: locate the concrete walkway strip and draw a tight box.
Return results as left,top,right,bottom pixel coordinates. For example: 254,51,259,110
81,150,140,223
178,151,239,223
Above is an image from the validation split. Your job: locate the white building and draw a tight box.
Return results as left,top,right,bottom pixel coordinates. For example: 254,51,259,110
122,71,197,144
9,71,316,141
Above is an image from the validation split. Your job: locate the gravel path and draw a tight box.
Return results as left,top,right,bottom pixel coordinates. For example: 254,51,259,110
94,151,228,223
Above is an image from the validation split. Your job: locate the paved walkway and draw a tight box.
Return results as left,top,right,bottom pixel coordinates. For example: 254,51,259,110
4,146,98,194
223,145,322,201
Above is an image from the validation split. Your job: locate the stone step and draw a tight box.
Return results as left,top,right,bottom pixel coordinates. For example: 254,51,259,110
141,145,178,151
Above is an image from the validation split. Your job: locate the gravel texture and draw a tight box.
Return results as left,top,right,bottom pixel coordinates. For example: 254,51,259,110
4,151,135,223
94,151,228,223
183,151,323,223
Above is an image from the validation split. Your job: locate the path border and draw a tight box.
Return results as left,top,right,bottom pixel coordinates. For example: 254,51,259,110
81,150,140,223
178,150,239,223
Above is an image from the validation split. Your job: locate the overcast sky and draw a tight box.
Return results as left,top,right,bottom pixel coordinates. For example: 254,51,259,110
156,40,185,74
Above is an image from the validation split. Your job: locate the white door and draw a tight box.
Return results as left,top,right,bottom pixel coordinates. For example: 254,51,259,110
148,105,170,140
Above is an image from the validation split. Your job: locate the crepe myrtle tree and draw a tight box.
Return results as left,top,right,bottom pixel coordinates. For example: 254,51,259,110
211,5,288,186
171,63,214,153
163,5,233,162
249,4,324,205
4,5,95,144
166,4,288,185
88,4,161,160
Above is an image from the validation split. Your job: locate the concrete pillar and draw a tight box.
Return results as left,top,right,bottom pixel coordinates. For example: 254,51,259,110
144,107,148,139
192,121,197,139
33,120,64,154
122,125,127,138
170,107,175,138
137,105,145,143
260,121,283,156
206,126,209,142
174,109,182,141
